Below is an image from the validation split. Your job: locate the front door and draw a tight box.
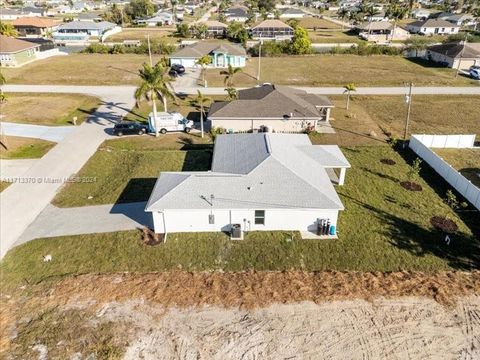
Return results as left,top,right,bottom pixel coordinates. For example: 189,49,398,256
217,54,225,67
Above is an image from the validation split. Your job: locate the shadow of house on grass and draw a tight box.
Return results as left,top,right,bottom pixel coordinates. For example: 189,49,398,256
343,194,480,270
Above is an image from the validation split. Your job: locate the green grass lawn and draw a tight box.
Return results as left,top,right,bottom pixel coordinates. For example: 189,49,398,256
0,136,56,159
2,145,478,288
52,134,213,207
205,55,478,87
2,54,164,85
434,148,480,187
0,93,101,125
308,30,362,43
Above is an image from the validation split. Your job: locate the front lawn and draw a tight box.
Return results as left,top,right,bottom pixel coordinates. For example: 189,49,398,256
204,55,477,87
308,95,480,147
106,27,177,43
3,146,478,288
0,136,55,159
2,54,164,85
0,93,101,125
52,134,213,207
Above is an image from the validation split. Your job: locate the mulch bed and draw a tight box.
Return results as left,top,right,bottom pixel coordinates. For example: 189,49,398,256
380,159,396,165
400,181,423,191
430,216,458,234
141,227,164,246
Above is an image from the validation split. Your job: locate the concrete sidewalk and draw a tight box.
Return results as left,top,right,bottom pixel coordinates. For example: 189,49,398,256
17,202,152,244
0,85,136,258
1,122,75,142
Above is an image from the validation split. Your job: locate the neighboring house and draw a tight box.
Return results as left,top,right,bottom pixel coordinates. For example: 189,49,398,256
224,6,249,22
13,17,58,38
136,11,174,26
279,7,307,18
53,20,120,43
438,13,477,27
406,19,460,35
411,8,432,20
0,7,43,20
366,11,388,22
357,21,410,42
207,84,334,132
77,12,104,22
197,20,228,37
0,35,40,66
145,133,351,238
426,42,480,69
251,19,294,41
169,41,246,68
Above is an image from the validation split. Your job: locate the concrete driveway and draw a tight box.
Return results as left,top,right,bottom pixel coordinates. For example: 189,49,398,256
17,202,152,244
0,159,39,180
1,122,75,142
0,85,136,258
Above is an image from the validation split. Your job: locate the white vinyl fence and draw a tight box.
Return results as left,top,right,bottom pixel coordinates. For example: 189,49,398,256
409,134,480,210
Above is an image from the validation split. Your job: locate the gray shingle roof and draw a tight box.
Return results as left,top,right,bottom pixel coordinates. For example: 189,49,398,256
146,134,349,211
428,42,480,59
208,84,333,119
408,18,459,28
170,41,246,58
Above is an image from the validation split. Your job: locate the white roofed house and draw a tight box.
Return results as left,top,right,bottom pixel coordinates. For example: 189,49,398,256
53,20,121,43
406,19,460,35
207,84,334,133
135,11,174,26
146,133,351,239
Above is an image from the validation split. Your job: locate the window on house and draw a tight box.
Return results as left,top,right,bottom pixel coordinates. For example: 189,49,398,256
254,210,265,225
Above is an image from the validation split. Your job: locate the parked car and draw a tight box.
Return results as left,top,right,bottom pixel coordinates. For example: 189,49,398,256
171,64,185,74
168,68,180,77
470,67,480,80
113,122,147,136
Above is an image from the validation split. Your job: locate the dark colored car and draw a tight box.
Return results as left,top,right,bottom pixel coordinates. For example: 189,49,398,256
169,68,179,77
171,64,185,74
113,122,147,136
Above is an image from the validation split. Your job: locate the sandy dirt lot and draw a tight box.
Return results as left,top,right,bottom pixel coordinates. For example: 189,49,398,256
110,297,480,360
2,271,479,359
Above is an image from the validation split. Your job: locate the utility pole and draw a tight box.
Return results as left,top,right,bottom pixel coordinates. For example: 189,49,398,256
455,33,468,78
147,34,153,66
403,82,413,148
257,40,263,82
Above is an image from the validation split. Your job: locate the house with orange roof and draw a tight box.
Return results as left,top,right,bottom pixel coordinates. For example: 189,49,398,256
13,17,59,38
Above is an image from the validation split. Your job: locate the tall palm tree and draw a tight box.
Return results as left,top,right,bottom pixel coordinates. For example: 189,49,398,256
364,5,380,36
194,90,212,138
343,83,356,110
220,64,242,87
386,4,407,41
135,62,175,137
337,8,349,30
0,23,18,37
0,70,6,103
196,55,211,87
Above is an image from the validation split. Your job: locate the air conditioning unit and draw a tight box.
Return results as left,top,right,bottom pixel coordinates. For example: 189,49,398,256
230,224,242,240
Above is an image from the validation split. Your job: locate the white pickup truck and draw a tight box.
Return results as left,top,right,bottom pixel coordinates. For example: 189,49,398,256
148,112,194,134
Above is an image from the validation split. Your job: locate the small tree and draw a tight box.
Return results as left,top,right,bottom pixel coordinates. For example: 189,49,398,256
343,83,356,110
289,26,311,55
407,157,422,182
196,55,211,87
444,190,468,217
176,23,190,38
0,23,18,37
194,90,212,138
220,64,242,87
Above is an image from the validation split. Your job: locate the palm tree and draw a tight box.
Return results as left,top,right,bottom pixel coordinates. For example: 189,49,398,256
0,23,18,37
0,70,6,103
365,5,380,36
224,87,238,100
135,62,175,137
386,4,407,42
220,64,242,87
343,83,356,110
337,8,349,30
194,90,212,138
196,55,211,87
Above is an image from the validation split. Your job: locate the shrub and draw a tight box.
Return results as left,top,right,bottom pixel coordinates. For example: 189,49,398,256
83,43,110,54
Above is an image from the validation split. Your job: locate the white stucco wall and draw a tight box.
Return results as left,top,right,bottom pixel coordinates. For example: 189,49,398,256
151,208,339,234
209,118,321,132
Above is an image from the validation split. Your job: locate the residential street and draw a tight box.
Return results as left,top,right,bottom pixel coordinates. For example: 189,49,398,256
0,85,136,258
